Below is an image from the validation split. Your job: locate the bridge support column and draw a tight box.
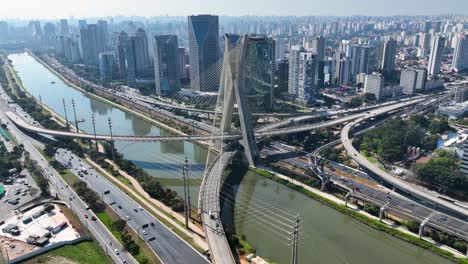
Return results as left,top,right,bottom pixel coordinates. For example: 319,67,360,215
379,205,387,222
321,177,329,191
418,222,426,239
344,193,351,207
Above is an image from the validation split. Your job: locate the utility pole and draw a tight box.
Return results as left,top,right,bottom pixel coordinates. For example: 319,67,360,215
185,157,192,219
290,216,301,264
91,114,99,154
107,117,115,162
62,98,69,129
182,158,189,228
71,99,79,132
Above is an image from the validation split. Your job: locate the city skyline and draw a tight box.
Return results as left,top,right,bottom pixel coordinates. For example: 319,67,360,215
1,0,468,19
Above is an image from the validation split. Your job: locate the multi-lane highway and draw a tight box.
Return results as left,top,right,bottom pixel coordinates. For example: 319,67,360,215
262,143,468,243
54,149,209,264
0,85,136,264
341,104,468,219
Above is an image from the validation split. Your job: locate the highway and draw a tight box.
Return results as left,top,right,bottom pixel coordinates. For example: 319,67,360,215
0,85,136,264
199,151,237,264
340,103,468,220
262,143,468,242
54,149,209,264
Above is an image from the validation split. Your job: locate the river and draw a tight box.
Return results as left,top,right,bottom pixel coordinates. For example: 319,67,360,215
8,52,453,264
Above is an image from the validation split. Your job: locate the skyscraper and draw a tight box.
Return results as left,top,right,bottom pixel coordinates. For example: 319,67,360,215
125,39,137,87
132,28,151,77
364,72,384,100
242,34,275,111
288,46,317,103
78,20,87,29
116,31,129,78
379,38,397,72
460,140,468,177
452,34,468,72
336,58,351,86
99,52,115,81
428,35,445,75
414,68,427,91
400,68,418,94
59,19,69,36
153,35,180,96
349,44,378,82
277,59,289,96
178,48,187,79
188,15,220,91
80,24,106,65
97,20,109,51
43,23,56,45
311,36,325,61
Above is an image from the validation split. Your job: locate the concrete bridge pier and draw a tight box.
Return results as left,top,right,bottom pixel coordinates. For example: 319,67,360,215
379,204,388,222
344,193,351,207
321,176,329,190
418,222,426,238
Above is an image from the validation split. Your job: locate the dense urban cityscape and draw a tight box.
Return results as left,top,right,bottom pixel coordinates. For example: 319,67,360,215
0,1,467,264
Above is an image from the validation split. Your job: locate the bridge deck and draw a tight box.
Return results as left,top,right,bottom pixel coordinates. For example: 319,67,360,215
200,151,237,264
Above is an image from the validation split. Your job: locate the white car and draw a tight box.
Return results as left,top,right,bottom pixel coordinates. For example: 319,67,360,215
142,230,147,235
126,215,131,220
114,249,120,255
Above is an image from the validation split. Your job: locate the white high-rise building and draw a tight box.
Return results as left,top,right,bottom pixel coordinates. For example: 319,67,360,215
364,72,384,100
427,35,445,75
400,69,418,94
460,140,468,176
288,46,316,103
452,34,468,72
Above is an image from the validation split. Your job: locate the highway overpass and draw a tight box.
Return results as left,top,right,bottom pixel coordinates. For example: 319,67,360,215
341,102,468,220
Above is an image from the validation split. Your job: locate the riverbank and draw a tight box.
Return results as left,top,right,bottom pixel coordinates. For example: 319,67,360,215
5,53,210,255
28,51,188,137
252,166,468,264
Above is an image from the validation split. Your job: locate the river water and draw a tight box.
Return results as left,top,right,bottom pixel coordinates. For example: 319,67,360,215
8,52,452,264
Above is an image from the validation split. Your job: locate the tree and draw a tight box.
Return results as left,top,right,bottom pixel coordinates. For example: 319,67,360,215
363,93,376,102
112,219,126,232
44,145,57,158
404,220,421,234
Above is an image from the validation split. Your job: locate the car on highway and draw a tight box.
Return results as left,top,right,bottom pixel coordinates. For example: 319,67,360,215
91,216,97,221
126,215,131,220
209,210,215,220
84,214,88,219
142,230,147,235
114,249,120,255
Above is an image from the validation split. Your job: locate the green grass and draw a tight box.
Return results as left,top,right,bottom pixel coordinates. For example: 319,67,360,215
253,167,468,264
22,241,110,264
60,169,81,186
87,161,205,254
95,209,161,264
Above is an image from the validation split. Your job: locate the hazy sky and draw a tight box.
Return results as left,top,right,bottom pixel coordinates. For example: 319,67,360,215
1,0,467,19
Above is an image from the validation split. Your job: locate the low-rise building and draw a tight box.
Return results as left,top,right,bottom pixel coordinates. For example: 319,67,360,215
437,101,468,118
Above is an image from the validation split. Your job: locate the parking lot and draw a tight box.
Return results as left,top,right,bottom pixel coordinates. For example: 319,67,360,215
0,169,40,221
